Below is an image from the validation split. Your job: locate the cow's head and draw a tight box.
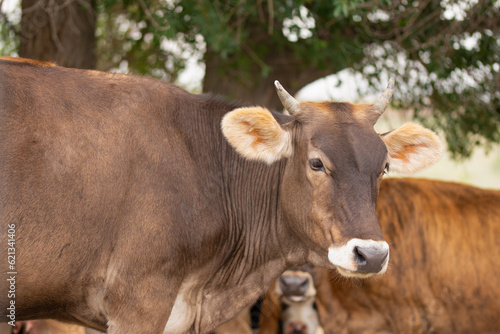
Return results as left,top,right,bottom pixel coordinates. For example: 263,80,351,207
221,79,442,278
275,264,317,305
275,265,320,334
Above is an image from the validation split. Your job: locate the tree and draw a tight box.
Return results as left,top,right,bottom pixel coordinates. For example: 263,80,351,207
18,0,96,69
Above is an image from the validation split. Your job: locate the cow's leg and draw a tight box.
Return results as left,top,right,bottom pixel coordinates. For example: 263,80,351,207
105,275,183,334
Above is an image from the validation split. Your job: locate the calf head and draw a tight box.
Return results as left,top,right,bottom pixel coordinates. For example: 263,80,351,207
275,265,321,334
276,264,316,305
221,78,442,278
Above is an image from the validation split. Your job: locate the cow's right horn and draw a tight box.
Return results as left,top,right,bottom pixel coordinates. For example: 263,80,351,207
275,80,300,115
373,77,395,115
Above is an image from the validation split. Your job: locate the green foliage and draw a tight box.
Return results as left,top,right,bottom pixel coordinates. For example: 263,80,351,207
0,21,18,56
0,2,20,57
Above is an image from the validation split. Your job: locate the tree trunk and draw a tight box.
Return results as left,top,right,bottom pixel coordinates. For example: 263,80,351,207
19,0,96,69
203,47,334,110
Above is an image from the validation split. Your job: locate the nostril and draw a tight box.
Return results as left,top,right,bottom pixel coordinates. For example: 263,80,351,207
280,275,309,296
288,322,307,333
354,246,389,273
354,246,367,266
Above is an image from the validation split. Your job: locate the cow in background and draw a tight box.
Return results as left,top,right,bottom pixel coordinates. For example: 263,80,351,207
258,265,323,334
273,265,323,334
258,178,500,333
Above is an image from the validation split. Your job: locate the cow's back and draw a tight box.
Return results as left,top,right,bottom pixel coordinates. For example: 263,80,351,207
0,58,217,321
315,178,500,333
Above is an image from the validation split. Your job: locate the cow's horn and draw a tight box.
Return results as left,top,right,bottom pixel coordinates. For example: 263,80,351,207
274,80,300,115
373,77,395,115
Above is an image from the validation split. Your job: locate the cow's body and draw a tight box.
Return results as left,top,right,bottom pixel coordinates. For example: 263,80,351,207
258,178,500,333
0,58,441,333
0,58,295,333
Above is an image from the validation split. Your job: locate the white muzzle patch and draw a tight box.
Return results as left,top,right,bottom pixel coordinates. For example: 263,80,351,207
328,238,389,278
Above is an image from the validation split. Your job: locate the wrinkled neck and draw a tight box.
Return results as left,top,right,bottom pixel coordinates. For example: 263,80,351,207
215,139,306,284
190,98,306,281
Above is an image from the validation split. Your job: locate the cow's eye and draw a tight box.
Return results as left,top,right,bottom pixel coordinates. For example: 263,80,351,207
383,163,390,175
309,159,325,172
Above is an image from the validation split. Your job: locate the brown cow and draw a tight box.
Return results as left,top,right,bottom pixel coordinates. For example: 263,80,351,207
0,57,441,333
258,178,500,333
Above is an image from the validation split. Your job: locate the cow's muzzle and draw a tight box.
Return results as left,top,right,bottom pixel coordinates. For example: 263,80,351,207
328,238,389,278
276,270,316,304
279,274,310,302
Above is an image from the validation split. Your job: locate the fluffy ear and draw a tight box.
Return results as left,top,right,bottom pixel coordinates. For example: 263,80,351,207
382,122,443,174
221,107,293,164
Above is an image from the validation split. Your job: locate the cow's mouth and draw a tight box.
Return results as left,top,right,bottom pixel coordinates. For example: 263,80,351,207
335,266,374,279
328,238,390,278
283,295,309,303
286,321,308,334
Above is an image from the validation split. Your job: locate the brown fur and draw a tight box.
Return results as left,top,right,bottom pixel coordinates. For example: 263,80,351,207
212,307,252,334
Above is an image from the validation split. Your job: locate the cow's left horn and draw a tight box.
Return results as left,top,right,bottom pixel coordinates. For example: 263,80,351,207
373,77,395,115
275,80,300,115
